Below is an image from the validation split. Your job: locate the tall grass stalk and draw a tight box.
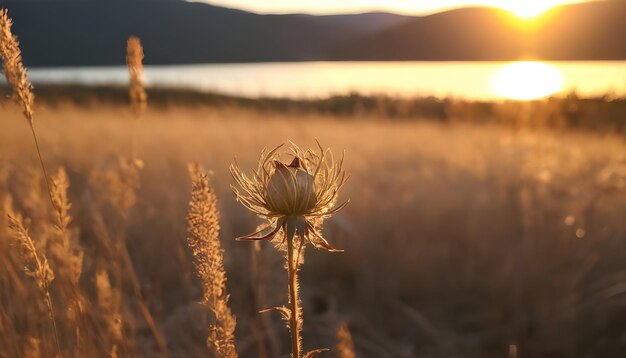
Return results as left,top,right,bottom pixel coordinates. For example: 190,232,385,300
50,168,86,353
187,164,238,357
126,35,147,159
0,9,54,207
1,9,63,357
118,35,169,355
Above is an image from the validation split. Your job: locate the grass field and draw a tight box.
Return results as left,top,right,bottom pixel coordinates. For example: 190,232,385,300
2,100,626,357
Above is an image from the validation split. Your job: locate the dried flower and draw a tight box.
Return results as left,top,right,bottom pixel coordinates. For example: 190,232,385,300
231,142,348,358
230,142,348,251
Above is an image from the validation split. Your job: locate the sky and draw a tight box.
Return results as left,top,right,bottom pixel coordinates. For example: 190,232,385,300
193,0,593,16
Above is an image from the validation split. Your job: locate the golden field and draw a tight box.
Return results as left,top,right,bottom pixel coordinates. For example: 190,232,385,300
2,99,626,357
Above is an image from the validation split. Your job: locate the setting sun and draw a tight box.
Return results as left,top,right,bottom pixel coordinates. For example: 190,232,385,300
497,0,574,18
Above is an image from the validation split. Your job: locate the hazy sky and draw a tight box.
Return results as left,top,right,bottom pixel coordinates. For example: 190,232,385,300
193,0,591,15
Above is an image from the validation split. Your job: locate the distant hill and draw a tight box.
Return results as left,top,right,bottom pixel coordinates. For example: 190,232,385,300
304,12,412,35
330,7,526,61
1,0,625,67
530,0,626,60
331,0,626,61
2,0,409,66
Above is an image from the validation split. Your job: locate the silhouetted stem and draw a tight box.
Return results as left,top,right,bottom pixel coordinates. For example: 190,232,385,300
286,230,301,358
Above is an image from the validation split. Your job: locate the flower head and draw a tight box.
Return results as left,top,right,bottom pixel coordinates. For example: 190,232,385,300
230,142,348,251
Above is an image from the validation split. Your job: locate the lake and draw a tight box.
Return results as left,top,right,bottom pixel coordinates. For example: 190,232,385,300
18,61,626,101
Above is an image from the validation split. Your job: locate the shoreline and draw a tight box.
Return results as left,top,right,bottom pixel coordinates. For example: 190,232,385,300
2,84,626,133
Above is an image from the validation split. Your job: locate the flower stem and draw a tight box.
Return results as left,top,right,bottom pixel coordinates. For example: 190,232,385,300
286,231,301,358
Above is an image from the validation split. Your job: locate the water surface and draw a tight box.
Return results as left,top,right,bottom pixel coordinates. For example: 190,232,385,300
19,61,626,100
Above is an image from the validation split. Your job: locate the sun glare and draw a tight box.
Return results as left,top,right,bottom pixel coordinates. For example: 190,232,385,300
498,0,568,18
492,62,563,100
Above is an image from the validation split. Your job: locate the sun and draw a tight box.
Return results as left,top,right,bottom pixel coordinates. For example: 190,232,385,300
498,0,571,18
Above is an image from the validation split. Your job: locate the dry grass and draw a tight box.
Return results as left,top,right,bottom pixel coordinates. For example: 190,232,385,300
5,210,60,356
1,101,626,356
187,163,237,357
1,9,62,357
0,8,34,123
126,36,147,121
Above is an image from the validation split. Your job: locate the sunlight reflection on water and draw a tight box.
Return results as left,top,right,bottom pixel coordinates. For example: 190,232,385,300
16,61,626,100
492,61,563,100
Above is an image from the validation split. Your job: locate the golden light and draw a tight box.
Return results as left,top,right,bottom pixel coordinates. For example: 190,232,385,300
498,0,569,18
492,62,563,100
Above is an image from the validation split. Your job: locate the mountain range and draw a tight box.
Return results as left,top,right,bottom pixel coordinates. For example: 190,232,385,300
1,0,625,67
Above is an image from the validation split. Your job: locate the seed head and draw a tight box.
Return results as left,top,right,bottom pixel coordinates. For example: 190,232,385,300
126,36,147,119
230,142,348,251
267,158,317,216
0,9,35,124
